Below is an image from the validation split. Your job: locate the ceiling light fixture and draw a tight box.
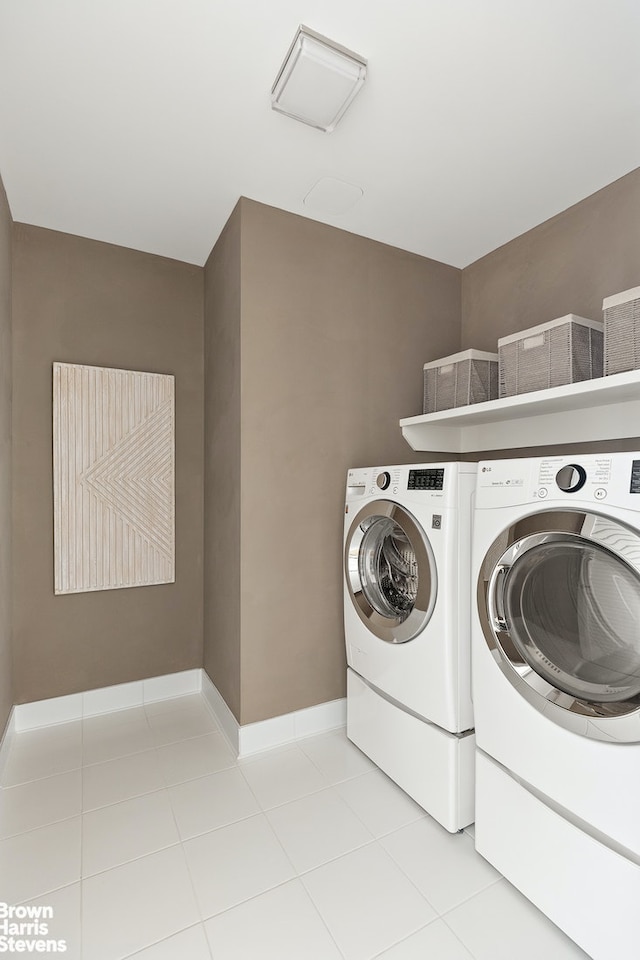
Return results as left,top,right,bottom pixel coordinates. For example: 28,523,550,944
271,25,367,133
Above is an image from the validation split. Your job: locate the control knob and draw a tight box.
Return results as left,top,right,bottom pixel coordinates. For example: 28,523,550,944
555,464,587,493
376,471,391,491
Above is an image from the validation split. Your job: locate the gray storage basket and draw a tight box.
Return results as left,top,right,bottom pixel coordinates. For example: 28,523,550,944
603,286,640,376
423,350,498,414
498,315,603,398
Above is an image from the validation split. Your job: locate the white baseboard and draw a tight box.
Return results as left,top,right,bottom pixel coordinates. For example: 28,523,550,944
201,670,346,758
13,668,202,732
200,670,241,754
4,669,346,763
0,706,16,783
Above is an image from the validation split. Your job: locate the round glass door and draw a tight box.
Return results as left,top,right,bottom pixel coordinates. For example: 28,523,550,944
503,537,640,702
478,510,640,741
345,500,437,643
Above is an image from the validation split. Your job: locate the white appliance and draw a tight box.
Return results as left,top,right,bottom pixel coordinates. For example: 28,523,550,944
472,453,640,960
344,462,476,832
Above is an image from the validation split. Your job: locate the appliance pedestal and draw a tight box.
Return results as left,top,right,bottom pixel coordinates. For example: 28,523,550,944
475,750,640,960
347,668,474,832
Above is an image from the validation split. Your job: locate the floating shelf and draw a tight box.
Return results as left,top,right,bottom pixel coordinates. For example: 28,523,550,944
400,369,640,453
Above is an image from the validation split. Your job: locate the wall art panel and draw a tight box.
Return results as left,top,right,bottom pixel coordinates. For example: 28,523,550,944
53,362,175,594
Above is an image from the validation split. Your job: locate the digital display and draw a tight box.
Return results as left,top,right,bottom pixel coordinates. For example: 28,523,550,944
630,460,640,494
408,468,444,491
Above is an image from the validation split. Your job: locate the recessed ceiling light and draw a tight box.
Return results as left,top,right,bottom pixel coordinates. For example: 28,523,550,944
271,25,367,133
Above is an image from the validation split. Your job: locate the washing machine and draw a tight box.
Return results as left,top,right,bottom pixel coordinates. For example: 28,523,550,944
472,453,640,959
344,462,476,832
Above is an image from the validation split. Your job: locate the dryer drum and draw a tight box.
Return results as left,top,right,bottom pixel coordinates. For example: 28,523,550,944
501,540,640,703
478,510,640,740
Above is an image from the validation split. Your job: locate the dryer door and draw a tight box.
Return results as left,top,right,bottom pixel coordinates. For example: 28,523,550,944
478,509,640,741
345,500,437,643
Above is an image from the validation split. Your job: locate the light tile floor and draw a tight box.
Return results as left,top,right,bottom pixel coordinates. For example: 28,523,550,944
0,694,592,959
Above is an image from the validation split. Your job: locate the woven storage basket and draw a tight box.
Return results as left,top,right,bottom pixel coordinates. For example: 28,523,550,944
603,286,640,376
423,349,498,414
498,315,603,398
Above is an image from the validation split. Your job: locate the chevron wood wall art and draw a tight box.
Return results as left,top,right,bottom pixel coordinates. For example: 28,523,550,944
53,362,175,594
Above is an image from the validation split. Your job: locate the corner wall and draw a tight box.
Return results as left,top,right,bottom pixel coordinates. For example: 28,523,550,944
240,201,461,724
203,203,242,721
12,225,205,704
0,176,12,731
203,198,461,725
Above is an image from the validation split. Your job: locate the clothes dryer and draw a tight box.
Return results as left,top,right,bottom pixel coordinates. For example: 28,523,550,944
344,462,476,831
472,453,640,960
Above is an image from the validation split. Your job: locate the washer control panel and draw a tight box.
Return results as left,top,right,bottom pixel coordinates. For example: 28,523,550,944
408,468,444,491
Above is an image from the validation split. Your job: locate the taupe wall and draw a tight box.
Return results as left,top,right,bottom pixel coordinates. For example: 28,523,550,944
204,198,461,725
0,177,12,730
9,163,638,717
461,166,640,459
12,225,204,704
204,204,242,720
462,167,640,349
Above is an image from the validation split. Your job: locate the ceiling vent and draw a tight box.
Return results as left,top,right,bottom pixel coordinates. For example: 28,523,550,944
303,177,364,215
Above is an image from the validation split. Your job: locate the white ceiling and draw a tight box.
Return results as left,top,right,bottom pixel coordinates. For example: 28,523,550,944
1,1,639,268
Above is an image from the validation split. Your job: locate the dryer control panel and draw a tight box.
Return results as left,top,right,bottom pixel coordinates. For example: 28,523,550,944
537,456,612,502
476,453,640,509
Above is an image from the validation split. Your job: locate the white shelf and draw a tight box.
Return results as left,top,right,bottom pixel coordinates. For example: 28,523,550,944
400,369,640,453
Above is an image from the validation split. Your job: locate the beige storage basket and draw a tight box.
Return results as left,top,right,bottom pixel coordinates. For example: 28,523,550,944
603,286,640,376
423,349,498,414
498,315,603,398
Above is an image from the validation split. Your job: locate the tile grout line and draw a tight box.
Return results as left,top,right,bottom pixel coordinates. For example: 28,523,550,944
295,876,349,960
191,867,351,958
368,915,475,960
438,873,505,921
377,822,508,930
160,731,381,948
438,901,497,960
79,695,211,958
119,922,214,960
168,731,318,956
160,738,210,950
6,696,509,960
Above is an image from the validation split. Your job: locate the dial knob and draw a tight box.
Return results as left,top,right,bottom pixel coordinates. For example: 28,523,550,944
556,464,587,493
376,471,391,491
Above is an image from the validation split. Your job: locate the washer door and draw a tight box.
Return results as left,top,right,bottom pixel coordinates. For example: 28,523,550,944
478,509,640,741
345,500,437,643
